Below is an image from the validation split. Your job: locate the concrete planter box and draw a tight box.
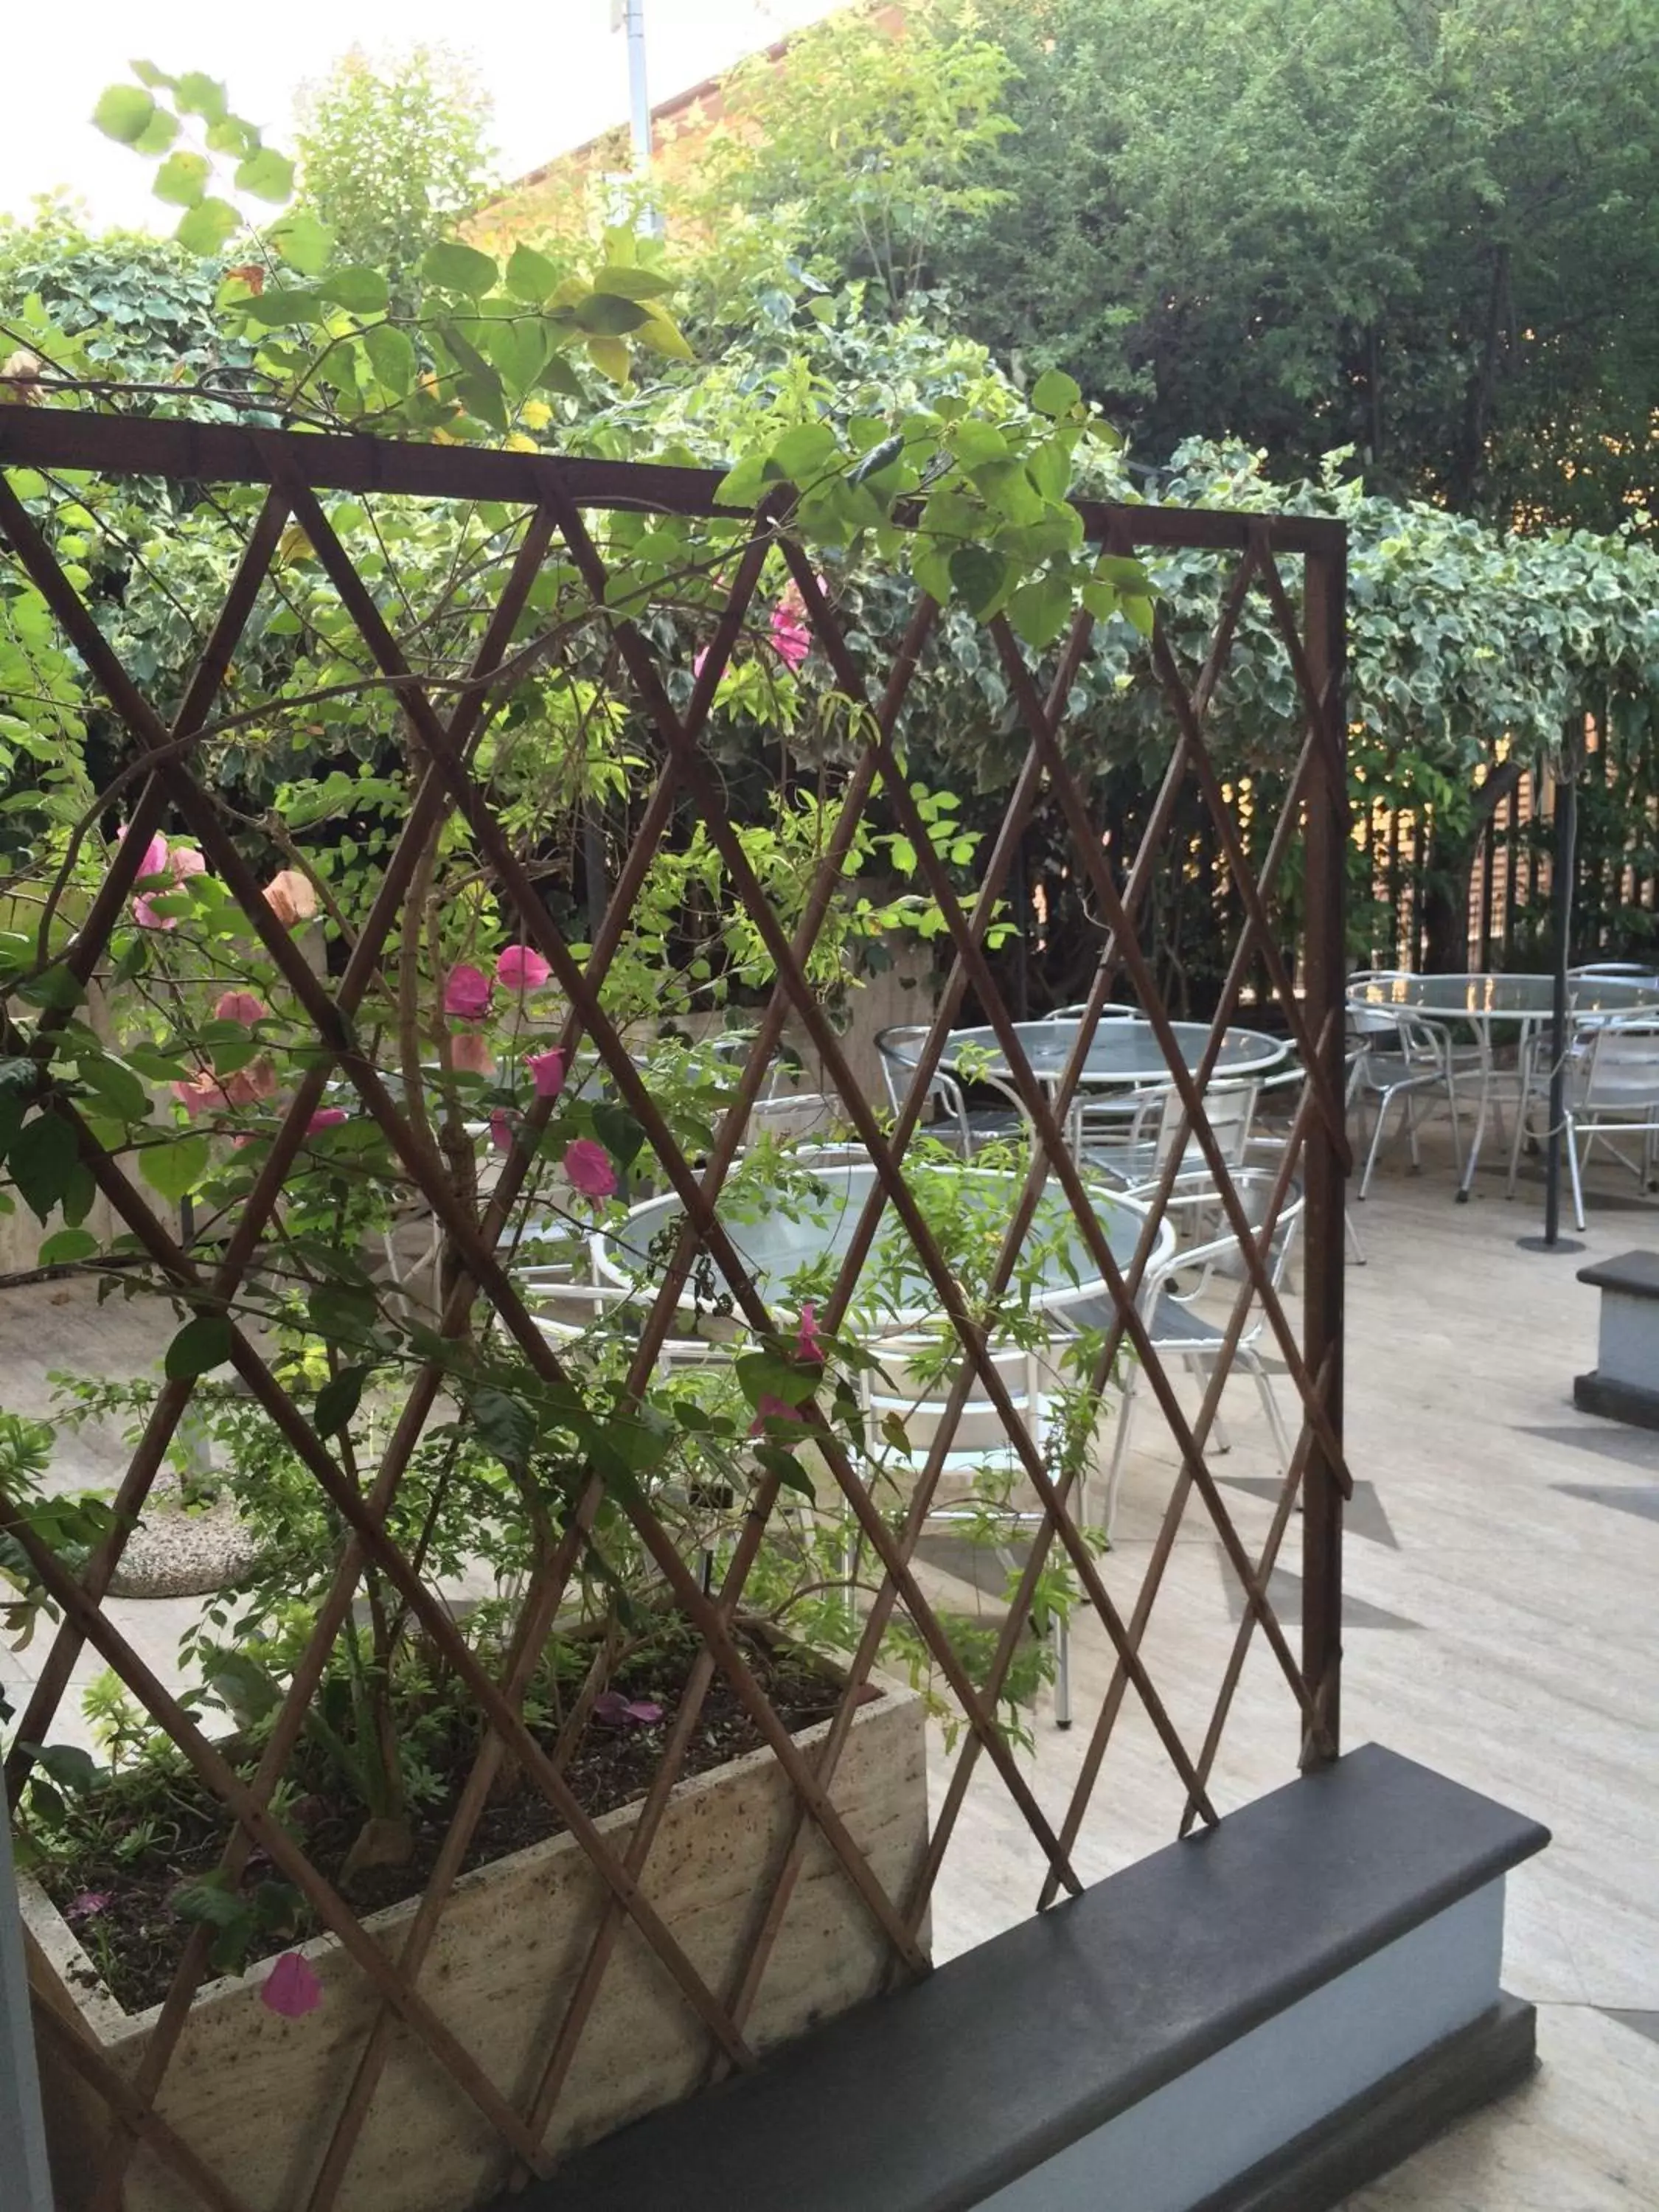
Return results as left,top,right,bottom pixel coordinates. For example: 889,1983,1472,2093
23,1664,928,2212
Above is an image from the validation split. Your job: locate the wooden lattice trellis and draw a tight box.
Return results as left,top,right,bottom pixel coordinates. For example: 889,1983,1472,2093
0,405,1349,2212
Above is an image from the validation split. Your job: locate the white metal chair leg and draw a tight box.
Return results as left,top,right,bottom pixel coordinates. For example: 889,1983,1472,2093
1105,1362,1138,1538
1344,1206,1366,1264
1053,1614,1071,1730
1567,1113,1587,1231
1246,1352,1292,1472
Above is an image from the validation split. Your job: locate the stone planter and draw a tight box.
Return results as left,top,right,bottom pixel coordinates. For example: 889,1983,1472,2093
23,1663,928,2212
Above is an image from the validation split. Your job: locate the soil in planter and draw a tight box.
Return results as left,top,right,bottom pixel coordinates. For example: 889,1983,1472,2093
31,1620,867,2016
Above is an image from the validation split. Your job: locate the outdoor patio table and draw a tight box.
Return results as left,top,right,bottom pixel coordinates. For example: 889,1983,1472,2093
595,1152,1172,1331
1346,971,1659,1198
892,1016,1290,1096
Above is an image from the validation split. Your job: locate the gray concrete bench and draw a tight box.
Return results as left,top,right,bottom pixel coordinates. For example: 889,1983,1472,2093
1575,1249,1659,1430
512,1745,1546,2212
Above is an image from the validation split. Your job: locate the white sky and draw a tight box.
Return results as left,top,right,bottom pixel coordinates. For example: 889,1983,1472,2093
1,1,841,229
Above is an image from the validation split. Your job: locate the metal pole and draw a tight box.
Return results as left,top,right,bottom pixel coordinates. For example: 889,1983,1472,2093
624,0,653,178
1519,731,1584,1254
1300,536,1347,1767
0,1795,55,2212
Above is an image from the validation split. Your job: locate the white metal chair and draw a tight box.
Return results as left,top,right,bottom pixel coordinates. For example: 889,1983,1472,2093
1347,1000,1467,1197
1088,1078,1261,1191
1076,1168,1305,1538
1506,1016,1659,1229
874,1023,1023,1154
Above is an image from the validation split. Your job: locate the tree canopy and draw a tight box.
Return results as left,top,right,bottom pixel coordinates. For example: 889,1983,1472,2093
702,0,1659,532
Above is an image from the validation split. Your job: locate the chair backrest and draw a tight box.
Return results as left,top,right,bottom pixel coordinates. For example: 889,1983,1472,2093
1153,1168,1304,1304
746,1091,844,1144
1046,1003,1138,1022
1569,961,1656,979
1150,1079,1259,1173
1580,1020,1659,1110
874,1023,968,1130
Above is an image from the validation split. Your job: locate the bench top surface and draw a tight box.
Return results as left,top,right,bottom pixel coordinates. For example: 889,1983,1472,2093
518,1743,1548,2212
1578,1248,1659,1300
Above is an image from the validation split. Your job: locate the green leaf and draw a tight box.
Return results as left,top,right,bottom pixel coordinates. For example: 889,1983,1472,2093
240,288,328,328
140,1133,209,1203
504,243,562,305
30,1742,97,1795
174,72,228,122
314,1365,369,1439
164,1315,233,1382
949,546,1009,619
206,1651,283,1728
572,291,651,335
172,1870,248,1930
1008,572,1075,650
9,1113,78,1223
591,1102,644,1169
37,1227,99,1268
754,1441,817,1497
771,422,841,482
318,266,389,315
205,114,259,159
473,1387,536,1475
1031,367,1082,417
362,322,415,397
534,350,585,400
92,86,158,146
1121,594,1156,639
133,109,181,157
585,333,630,385
630,305,693,362
234,147,295,202
590,264,675,301
153,150,209,207
420,240,498,298
175,198,242,257
733,1351,818,1411
269,212,334,276
1093,555,1152,592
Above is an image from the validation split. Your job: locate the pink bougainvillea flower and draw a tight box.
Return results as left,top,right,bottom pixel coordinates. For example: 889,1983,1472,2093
168,846,206,882
769,582,813,670
132,893,175,932
263,869,319,927
591,1690,664,1728
222,1057,278,1107
442,964,493,1020
307,1106,347,1134
117,826,170,881
489,1109,515,1153
215,989,268,1026
260,1950,324,2020
450,1031,495,1077
563,1138,618,1200
495,945,551,995
173,1071,228,1118
525,1048,566,1101
66,1891,112,1924
795,1301,824,1366
749,1391,802,1437
692,647,709,681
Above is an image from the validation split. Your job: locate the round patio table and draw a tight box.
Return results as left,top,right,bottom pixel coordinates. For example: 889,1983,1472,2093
597,1152,1172,1331
891,1017,1290,1095
1346,972,1659,1197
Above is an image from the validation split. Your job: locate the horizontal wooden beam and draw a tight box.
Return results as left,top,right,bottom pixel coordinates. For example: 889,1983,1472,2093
0,405,1346,555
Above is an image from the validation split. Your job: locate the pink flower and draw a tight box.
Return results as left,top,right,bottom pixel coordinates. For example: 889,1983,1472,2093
796,1301,824,1366
563,1138,617,1200
66,1891,112,1924
749,1392,801,1436
222,1057,278,1107
264,869,318,927
173,1071,228,1117
591,1690,664,1728
442,964,493,1020
168,846,206,882
495,945,550,995
215,990,268,1026
307,1107,347,1133
450,1031,495,1077
490,1109,515,1152
132,893,175,932
692,647,709,681
260,1950,324,2019
118,826,169,881
526,1048,566,1100
770,583,813,671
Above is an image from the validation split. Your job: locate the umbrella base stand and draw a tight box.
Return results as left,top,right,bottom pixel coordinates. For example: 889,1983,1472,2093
1516,1235,1585,1253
